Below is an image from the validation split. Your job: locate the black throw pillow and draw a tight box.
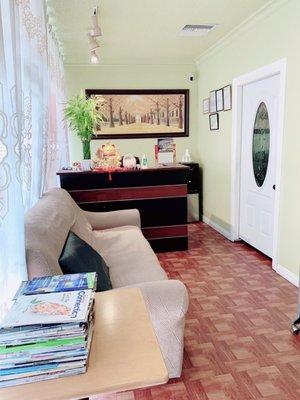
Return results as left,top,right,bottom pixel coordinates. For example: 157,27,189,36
59,231,112,292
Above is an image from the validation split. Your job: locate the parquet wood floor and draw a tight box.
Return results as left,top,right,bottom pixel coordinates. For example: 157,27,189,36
92,222,300,400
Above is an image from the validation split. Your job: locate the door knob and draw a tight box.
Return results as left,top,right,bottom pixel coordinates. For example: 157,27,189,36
273,184,276,190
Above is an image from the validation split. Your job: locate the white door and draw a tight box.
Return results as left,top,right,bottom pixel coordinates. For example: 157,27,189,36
239,74,279,257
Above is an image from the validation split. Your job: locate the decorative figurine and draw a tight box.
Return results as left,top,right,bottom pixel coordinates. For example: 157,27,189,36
181,149,192,163
93,142,121,178
72,161,82,171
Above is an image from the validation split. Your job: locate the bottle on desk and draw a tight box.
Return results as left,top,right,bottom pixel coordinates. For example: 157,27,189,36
141,154,148,169
181,149,191,163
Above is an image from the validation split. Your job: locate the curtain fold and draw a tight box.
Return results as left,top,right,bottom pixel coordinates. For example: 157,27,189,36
43,26,69,191
0,0,69,320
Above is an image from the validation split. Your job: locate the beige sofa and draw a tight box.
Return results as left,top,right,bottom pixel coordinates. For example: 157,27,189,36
25,188,189,378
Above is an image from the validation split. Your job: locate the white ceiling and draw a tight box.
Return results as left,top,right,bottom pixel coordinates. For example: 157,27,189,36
49,0,271,65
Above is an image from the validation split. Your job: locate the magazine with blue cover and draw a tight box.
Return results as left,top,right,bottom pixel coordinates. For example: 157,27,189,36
0,360,85,379
0,366,86,388
15,273,97,298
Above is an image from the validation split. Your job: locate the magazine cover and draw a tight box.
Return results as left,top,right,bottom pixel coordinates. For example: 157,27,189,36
0,347,88,364
0,290,92,328
0,337,86,356
15,273,97,297
157,138,175,164
157,138,174,152
0,360,85,379
0,366,86,388
0,355,87,370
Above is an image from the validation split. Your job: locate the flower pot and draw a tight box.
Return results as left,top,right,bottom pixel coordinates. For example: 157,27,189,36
82,141,91,171
82,140,91,160
82,159,92,171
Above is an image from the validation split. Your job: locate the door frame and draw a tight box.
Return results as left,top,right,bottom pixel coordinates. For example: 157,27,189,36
230,59,287,268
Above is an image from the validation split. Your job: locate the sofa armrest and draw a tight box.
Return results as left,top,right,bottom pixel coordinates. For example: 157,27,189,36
123,280,189,321
120,279,189,378
84,209,141,230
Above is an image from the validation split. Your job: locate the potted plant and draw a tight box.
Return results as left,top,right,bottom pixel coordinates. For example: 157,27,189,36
64,92,103,169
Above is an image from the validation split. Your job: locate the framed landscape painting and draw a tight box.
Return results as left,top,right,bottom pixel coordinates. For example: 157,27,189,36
86,89,189,139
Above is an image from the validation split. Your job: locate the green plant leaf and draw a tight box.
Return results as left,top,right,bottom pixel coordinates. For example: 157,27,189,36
64,93,104,144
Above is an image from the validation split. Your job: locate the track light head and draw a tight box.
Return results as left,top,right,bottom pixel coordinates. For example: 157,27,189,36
90,50,99,64
90,26,102,37
87,33,100,51
90,6,102,37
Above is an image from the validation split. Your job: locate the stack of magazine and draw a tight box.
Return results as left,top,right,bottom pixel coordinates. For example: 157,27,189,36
0,273,97,388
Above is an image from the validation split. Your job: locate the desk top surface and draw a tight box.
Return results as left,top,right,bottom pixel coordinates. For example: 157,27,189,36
0,288,168,400
57,163,188,175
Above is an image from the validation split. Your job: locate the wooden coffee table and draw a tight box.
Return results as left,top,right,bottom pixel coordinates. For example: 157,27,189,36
0,288,168,400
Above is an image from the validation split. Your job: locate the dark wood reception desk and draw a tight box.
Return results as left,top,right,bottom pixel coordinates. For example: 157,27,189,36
57,164,188,252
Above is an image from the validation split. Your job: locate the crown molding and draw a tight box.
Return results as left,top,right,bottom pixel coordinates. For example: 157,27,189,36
64,60,195,68
195,0,290,66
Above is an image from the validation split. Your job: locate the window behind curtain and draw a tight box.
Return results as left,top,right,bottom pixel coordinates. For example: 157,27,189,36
0,0,69,320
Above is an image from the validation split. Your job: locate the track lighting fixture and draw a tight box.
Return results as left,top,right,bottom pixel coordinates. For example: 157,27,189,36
90,50,99,64
87,33,100,51
90,6,102,37
87,6,102,63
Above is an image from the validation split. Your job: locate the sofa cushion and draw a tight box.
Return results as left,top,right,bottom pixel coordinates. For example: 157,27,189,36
92,226,167,288
59,231,112,292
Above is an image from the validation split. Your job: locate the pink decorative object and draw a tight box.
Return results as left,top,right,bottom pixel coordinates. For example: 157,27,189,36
123,154,136,170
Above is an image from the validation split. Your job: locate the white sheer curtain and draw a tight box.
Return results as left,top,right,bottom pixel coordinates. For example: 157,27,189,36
43,27,69,191
0,0,27,320
0,0,69,320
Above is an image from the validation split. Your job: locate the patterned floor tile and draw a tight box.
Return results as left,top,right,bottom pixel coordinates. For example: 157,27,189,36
92,222,300,400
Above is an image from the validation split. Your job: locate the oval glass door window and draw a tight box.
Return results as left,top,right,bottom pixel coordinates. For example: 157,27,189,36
252,102,270,187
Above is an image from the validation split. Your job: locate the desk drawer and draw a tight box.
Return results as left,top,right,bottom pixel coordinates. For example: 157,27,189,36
69,185,187,203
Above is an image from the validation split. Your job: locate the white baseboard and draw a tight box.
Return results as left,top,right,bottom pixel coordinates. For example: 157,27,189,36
202,216,234,241
273,264,299,287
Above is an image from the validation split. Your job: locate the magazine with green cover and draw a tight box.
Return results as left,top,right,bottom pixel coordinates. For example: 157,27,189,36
0,337,86,355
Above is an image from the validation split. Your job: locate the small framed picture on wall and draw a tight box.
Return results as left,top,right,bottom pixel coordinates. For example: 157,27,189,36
203,98,210,114
209,90,217,113
216,88,224,111
223,85,232,111
209,113,219,131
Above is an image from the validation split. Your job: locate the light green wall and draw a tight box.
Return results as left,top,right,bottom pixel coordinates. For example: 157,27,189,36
196,0,300,276
65,64,198,166
65,0,299,278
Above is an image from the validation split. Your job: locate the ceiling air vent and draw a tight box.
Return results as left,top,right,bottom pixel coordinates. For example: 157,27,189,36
179,24,217,37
